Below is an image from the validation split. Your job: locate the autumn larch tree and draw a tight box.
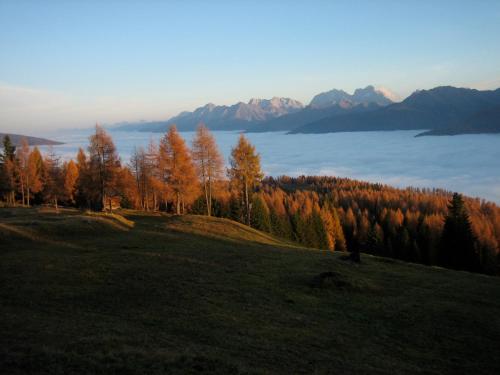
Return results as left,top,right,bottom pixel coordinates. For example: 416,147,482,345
43,148,64,212
228,134,263,225
146,140,162,211
16,138,30,206
320,204,347,252
75,148,93,208
130,141,162,211
159,125,199,214
17,141,44,207
87,125,121,211
26,146,44,206
63,159,79,205
192,124,224,216
116,165,139,209
130,147,148,209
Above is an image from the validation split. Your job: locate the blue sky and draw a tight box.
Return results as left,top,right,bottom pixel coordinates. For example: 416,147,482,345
1,0,500,131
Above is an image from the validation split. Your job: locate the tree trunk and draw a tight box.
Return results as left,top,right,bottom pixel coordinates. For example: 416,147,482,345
176,192,181,215
55,197,59,213
204,180,210,216
208,176,212,217
26,173,30,207
245,178,250,225
20,175,25,206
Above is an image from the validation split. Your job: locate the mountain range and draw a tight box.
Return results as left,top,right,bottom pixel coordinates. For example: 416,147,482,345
113,85,500,136
115,97,304,132
114,86,392,132
291,86,500,135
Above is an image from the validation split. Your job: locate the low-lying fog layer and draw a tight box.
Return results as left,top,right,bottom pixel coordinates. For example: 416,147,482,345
40,129,500,204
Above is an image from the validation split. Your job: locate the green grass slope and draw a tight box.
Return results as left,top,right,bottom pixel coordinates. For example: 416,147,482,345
1,208,500,374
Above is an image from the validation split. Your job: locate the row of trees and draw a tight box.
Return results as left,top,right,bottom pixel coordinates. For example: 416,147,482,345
0,136,76,210
2,127,499,274
0,125,263,222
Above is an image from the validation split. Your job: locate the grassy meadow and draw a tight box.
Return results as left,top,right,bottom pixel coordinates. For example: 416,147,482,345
1,207,500,374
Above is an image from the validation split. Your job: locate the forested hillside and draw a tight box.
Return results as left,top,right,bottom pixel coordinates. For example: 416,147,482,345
259,176,500,274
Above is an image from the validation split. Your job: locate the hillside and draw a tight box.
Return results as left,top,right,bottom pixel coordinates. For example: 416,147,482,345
416,106,500,136
1,208,500,373
0,133,63,146
291,86,500,135
246,102,382,133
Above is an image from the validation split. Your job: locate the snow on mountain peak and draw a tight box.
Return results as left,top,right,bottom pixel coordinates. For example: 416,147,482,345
310,85,395,108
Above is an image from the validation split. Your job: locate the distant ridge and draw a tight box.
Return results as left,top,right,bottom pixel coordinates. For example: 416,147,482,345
291,86,500,135
246,102,382,133
416,105,500,136
0,133,63,146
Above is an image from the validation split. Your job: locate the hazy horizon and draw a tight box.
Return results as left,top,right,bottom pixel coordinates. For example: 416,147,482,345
1,0,500,133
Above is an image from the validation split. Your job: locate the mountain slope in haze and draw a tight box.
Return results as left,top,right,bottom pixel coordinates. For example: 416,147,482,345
310,85,394,108
247,102,382,133
0,133,63,146
2,208,500,374
165,97,304,131
291,86,500,134
416,105,500,136
116,97,304,132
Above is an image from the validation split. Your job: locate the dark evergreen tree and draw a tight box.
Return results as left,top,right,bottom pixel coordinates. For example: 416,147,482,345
269,206,292,240
0,135,17,203
439,193,477,271
366,223,384,255
1,135,16,162
342,208,357,251
310,210,329,249
229,195,243,222
395,227,411,260
250,194,271,232
190,196,207,215
291,211,306,244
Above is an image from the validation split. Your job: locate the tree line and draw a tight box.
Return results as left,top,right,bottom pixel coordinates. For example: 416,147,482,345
1,125,499,275
261,176,500,274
